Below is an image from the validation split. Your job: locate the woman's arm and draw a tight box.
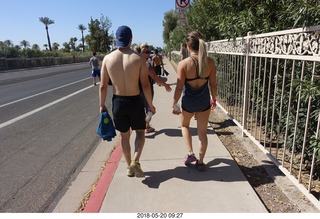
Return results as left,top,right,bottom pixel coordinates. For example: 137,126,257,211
141,59,156,114
172,60,186,108
148,65,172,92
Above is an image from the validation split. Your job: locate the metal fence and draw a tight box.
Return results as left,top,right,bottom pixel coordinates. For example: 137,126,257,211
171,25,320,207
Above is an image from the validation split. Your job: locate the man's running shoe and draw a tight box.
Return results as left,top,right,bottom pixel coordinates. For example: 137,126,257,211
127,167,134,177
130,161,145,177
195,160,206,172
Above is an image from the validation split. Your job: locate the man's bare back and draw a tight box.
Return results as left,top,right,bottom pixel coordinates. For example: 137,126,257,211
100,46,154,115
101,48,147,96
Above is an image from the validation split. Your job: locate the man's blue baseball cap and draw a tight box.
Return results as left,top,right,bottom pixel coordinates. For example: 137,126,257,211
115,25,132,47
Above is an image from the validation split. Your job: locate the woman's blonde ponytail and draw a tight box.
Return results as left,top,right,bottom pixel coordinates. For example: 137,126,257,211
198,38,207,78
185,31,207,78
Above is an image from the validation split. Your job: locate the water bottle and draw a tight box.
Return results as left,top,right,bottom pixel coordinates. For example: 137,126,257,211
145,111,153,123
173,103,181,114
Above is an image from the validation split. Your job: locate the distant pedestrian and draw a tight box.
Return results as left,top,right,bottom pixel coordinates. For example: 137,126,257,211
152,49,166,76
99,25,155,177
180,42,188,60
139,43,172,133
89,52,100,86
172,31,217,172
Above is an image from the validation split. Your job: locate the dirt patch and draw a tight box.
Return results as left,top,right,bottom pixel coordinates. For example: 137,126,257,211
209,107,320,212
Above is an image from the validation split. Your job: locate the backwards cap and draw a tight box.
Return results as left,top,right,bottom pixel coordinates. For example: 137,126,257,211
115,25,132,47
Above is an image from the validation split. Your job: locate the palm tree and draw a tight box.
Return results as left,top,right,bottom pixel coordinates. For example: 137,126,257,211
62,42,70,52
4,40,13,47
77,24,87,52
39,17,54,51
68,37,78,51
20,40,30,49
32,44,40,50
52,42,60,51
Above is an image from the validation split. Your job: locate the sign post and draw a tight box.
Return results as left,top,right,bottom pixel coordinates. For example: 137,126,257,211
175,0,190,27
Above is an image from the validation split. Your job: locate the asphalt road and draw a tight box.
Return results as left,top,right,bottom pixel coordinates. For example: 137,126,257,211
0,63,112,212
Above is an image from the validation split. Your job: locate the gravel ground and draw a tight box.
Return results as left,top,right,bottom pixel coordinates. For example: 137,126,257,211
209,106,320,213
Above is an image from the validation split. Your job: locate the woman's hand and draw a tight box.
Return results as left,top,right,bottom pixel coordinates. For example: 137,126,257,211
210,99,217,110
172,103,181,115
164,84,172,92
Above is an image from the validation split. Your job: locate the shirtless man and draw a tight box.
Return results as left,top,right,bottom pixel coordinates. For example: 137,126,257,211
89,52,100,85
152,49,165,76
99,25,156,177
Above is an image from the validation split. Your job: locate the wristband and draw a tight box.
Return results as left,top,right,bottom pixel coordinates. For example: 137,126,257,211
211,99,217,104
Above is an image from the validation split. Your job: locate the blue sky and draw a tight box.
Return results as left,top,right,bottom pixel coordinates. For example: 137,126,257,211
0,0,181,49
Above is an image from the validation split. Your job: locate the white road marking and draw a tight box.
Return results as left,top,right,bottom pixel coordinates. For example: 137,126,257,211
0,77,91,108
0,83,95,129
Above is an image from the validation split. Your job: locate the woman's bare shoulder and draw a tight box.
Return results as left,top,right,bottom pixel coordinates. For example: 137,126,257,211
207,56,216,66
207,56,215,62
177,57,190,68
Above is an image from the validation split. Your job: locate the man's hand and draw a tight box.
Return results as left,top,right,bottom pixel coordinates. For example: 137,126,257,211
149,105,156,115
100,105,107,113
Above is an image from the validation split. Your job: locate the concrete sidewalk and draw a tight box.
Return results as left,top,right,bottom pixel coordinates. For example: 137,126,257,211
52,56,268,213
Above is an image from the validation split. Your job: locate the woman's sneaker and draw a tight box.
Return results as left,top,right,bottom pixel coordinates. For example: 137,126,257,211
195,160,206,172
184,154,197,166
145,127,155,133
129,161,145,178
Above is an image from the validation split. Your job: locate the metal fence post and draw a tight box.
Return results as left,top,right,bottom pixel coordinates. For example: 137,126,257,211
242,31,252,137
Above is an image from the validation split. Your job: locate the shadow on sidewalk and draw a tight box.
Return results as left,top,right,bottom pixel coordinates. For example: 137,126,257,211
141,158,246,189
145,126,215,139
209,119,236,130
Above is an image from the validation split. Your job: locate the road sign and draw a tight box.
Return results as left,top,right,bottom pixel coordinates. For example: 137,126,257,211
176,7,187,13
176,0,190,9
175,0,189,27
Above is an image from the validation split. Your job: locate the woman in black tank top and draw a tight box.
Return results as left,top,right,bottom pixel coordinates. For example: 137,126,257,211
172,31,217,171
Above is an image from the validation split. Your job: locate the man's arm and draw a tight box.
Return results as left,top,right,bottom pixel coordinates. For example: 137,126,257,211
97,58,100,68
99,56,110,113
152,57,155,68
160,55,164,67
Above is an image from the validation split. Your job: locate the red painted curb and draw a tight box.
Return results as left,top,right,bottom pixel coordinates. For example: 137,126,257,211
82,141,122,213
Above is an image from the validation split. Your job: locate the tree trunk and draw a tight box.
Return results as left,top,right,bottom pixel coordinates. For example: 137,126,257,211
81,31,85,52
46,27,52,51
